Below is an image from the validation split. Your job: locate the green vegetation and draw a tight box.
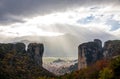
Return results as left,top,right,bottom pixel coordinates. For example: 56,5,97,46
0,49,55,79
99,67,113,79
36,56,120,79
0,42,120,79
1,51,120,79
55,56,120,79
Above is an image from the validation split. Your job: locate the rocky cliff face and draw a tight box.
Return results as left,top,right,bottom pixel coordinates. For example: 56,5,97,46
0,42,44,66
0,43,55,78
103,40,120,58
78,39,120,70
27,43,44,66
78,39,103,69
0,43,26,58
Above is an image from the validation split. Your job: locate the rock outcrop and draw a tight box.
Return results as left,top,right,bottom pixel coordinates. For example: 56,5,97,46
27,43,44,66
0,42,44,66
78,39,120,70
0,43,55,78
0,43,26,58
78,39,103,69
103,40,120,58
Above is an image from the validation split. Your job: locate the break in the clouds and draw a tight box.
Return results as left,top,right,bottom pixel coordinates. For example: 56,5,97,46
106,19,120,31
0,0,120,57
0,0,120,36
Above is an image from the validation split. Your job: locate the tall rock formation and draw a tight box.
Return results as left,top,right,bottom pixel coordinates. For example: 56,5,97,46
103,40,120,58
0,43,55,78
0,42,44,66
13,43,26,53
78,39,103,69
0,43,26,58
27,43,44,66
78,39,120,70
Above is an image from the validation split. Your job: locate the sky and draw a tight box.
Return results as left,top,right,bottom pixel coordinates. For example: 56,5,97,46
0,0,120,57
0,0,120,37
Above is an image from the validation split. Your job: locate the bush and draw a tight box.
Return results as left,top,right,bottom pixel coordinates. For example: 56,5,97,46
99,67,113,79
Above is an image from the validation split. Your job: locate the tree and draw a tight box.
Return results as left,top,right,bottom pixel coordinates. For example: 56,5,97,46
99,67,113,79
110,56,120,78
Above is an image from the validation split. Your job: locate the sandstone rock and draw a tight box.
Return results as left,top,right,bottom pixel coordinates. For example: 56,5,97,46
0,43,55,78
0,43,26,58
78,39,103,69
14,43,26,53
103,40,120,58
0,42,44,66
27,43,44,66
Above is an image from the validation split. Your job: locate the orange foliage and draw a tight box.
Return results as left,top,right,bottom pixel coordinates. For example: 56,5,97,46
95,59,109,70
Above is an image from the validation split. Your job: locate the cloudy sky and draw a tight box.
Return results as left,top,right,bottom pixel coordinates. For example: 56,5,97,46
0,0,120,38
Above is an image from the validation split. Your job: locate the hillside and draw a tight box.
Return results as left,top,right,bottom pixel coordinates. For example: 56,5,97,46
57,39,120,79
57,56,120,79
0,40,120,79
0,43,55,79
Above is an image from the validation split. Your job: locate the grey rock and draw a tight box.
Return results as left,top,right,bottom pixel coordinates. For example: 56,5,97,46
78,39,103,69
103,40,120,58
27,43,44,66
0,42,44,67
0,42,26,54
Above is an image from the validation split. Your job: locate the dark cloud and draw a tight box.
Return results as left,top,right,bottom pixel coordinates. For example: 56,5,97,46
0,16,25,25
0,0,120,25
